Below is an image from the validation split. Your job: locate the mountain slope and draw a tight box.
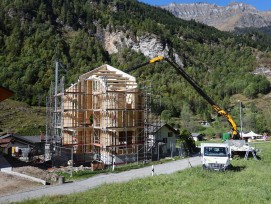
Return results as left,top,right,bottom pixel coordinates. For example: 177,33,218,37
161,2,271,31
0,0,271,133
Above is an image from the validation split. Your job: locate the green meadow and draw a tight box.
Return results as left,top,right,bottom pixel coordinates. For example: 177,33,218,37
18,142,271,204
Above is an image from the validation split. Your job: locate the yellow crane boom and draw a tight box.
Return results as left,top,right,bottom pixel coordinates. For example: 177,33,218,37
125,56,239,139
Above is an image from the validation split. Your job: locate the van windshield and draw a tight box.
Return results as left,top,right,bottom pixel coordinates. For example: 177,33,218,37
204,147,227,157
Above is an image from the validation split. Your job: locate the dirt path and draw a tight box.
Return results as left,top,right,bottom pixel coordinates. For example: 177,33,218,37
0,155,58,197
0,172,42,197
0,154,43,196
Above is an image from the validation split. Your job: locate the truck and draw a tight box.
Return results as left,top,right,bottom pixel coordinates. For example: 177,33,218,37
201,143,231,171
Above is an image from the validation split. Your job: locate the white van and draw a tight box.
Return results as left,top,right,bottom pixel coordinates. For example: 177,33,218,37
201,143,231,171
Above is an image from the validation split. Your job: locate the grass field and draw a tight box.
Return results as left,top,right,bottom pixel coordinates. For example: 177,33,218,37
17,142,271,204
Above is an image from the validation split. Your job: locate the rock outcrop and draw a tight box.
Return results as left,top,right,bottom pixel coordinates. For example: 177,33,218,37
101,27,182,65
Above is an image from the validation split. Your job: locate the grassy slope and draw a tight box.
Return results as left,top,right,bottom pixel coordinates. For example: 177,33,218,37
0,99,46,135
19,142,271,204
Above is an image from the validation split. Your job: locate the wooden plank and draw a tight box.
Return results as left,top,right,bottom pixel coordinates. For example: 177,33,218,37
106,79,131,82
97,70,116,73
94,73,123,77
107,81,137,86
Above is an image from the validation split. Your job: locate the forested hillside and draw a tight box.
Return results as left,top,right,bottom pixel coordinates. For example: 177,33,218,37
0,0,271,134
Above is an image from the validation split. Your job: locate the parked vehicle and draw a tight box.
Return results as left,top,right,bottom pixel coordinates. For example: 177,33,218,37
201,143,231,171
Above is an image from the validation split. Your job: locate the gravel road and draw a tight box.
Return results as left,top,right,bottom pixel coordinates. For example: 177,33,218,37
0,156,201,203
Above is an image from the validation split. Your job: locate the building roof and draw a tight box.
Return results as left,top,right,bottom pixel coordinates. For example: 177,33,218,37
146,122,179,135
0,134,13,140
0,86,14,102
0,134,42,144
13,135,42,144
192,133,203,137
0,138,13,148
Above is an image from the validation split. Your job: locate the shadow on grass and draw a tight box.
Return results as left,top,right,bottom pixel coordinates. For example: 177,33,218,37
233,152,262,160
228,165,246,172
256,155,262,160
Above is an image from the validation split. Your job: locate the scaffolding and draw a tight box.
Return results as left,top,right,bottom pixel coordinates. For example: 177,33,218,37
46,64,163,166
141,83,162,162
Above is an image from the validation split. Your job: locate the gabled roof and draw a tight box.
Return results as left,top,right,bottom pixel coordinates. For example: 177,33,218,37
81,64,137,91
0,134,13,140
146,122,179,135
65,64,138,93
0,86,14,102
163,124,179,134
192,133,203,137
80,64,136,81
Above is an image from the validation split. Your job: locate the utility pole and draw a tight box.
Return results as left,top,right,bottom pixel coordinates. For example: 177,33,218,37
54,60,59,144
239,100,243,139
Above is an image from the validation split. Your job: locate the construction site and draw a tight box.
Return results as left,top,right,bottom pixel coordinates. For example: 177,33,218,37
45,63,164,167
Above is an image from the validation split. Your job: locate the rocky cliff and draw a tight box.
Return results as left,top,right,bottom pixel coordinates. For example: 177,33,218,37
161,2,271,31
100,26,182,65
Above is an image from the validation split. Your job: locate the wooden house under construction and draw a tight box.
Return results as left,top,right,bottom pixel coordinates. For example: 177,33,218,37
57,64,146,165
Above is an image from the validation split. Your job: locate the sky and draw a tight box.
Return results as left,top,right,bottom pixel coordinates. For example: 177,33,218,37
138,0,270,11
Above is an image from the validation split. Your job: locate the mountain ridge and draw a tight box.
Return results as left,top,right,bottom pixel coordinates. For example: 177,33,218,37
161,2,271,31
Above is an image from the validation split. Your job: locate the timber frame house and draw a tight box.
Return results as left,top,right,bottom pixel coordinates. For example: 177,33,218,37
52,64,147,165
